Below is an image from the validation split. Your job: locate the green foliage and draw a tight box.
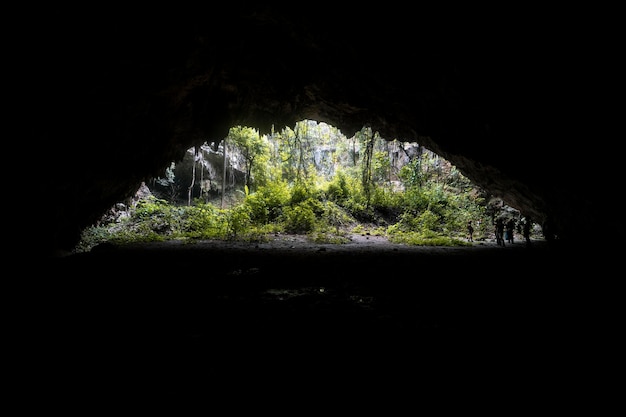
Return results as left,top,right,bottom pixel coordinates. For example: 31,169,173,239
399,186,430,213
177,203,230,239
281,188,327,234
388,209,440,234
281,203,318,233
226,204,252,239
289,176,326,206
372,150,391,183
228,126,270,192
132,196,180,235
398,158,424,188
74,225,116,252
76,215,167,252
369,185,404,214
76,120,515,253
321,201,355,233
242,180,290,223
388,230,471,247
324,170,354,202
351,223,388,236
324,170,380,221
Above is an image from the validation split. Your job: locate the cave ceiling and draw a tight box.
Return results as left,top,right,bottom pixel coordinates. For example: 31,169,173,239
19,5,608,254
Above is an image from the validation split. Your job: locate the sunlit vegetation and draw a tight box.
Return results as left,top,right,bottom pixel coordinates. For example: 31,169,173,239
75,120,533,253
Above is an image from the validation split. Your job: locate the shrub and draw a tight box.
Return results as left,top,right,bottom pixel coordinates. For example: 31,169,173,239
282,203,317,233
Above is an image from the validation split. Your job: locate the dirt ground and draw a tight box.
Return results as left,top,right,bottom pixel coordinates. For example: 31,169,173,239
22,233,612,402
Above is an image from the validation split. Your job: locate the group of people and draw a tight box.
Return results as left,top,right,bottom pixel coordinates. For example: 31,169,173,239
467,216,533,246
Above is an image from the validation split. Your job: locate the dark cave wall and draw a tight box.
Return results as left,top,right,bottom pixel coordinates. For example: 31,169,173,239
20,6,606,255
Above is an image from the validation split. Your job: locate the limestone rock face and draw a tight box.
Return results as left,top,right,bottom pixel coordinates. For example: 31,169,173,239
19,6,607,255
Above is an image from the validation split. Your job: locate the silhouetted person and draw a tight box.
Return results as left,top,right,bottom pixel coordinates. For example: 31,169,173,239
523,217,532,247
467,220,474,242
505,218,515,244
495,218,505,246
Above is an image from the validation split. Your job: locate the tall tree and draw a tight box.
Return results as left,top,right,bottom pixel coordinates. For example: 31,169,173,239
359,126,375,208
221,138,227,208
228,126,269,193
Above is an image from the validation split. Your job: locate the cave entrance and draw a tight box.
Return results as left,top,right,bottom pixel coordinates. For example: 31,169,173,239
77,120,533,253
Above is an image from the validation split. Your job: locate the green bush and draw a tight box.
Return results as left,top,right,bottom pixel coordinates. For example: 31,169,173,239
178,203,230,240
227,204,252,238
243,181,290,223
388,230,470,246
325,170,359,203
282,203,317,233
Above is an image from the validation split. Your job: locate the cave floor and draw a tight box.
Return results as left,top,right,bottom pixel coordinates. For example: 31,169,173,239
21,235,611,401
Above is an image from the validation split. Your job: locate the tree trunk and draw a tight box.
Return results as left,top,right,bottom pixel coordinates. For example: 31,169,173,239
221,139,227,209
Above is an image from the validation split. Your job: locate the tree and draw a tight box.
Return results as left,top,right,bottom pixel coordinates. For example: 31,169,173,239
227,126,269,193
357,126,376,208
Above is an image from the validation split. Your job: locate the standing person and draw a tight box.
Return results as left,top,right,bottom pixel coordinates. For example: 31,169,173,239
467,220,474,242
505,218,515,244
495,218,505,246
523,217,532,247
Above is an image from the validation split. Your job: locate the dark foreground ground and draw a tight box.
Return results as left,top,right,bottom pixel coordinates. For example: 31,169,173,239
15,237,616,408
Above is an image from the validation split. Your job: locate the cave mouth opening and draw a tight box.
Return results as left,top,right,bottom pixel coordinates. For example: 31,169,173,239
76,119,535,254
